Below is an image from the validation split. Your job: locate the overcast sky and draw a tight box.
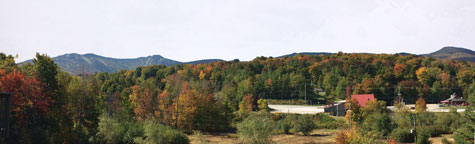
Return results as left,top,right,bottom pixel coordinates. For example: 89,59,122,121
1,0,475,62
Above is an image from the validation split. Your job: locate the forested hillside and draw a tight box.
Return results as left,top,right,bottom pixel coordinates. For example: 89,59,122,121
1,52,475,143
18,47,475,75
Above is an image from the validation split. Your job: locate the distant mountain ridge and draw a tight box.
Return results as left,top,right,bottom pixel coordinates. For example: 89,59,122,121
277,52,334,58
21,53,223,74
277,47,474,62
423,46,475,62
19,46,474,74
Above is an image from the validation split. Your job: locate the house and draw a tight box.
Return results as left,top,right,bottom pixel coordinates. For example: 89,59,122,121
325,94,376,116
351,94,375,107
440,93,468,106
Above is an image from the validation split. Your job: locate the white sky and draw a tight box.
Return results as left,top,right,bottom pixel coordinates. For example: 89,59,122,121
1,0,475,62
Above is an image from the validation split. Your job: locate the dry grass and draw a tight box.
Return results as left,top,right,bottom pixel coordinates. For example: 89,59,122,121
429,134,454,144
189,130,455,144
273,129,339,144
188,133,238,144
188,129,340,144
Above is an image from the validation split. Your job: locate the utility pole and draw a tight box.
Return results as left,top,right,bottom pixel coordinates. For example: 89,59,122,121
175,88,180,129
336,101,339,116
216,82,220,100
413,113,417,143
311,80,313,105
348,102,352,129
281,75,283,100
107,92,112,118
304,83,307,105
288,86,291,105
397,86,403,104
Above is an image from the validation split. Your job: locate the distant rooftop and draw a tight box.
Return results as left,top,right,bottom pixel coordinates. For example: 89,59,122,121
351,94,375,107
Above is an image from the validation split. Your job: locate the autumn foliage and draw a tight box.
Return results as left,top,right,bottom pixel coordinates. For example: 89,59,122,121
335,127,375,144
1,51,475,143
0,69,51,125
415,97,427,113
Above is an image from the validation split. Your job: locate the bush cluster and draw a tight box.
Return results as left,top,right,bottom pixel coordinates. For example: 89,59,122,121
390,128,413,143
237,114,275,144
314,113,345,129
95,116,189,144
293,115,316,136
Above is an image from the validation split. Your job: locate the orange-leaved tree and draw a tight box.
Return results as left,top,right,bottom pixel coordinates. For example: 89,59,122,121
175,82,198,131
415,97,426,113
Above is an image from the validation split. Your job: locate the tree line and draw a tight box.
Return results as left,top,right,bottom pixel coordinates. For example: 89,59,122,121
0,52,474,143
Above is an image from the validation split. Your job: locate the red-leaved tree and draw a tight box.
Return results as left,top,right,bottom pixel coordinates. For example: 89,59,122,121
0,69,51,126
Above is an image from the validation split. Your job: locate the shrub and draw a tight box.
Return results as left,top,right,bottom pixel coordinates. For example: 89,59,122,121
96,116,189,144
390,128,413,143
314,113,344,129
276,114,297,134
134,120,189,144
257,99,269,112
417,128,431,144
278,118,293,134
294,115,316,136
96,116,142,143
453,125,474,144
272,112,280,121
123,121,146,143
237,114,274,144
418,112,452,137
388,139,397,144
335,128,376,144
434,112,462,134
441,137,451,144
361,112,393,137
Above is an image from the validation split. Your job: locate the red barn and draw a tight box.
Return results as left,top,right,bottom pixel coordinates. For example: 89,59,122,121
351,94,375,107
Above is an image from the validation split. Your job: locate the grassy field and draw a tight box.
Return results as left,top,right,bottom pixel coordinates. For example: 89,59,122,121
188,129,340,144
188,129,455,144
187,113,456,144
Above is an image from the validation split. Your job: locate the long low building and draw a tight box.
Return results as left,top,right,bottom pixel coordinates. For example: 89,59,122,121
269,104,325,114
323,100,346,116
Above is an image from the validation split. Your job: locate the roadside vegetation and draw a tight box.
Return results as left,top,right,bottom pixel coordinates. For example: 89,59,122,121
335,92,475,144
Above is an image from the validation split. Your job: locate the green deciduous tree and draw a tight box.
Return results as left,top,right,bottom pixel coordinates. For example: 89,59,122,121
0,53,16,73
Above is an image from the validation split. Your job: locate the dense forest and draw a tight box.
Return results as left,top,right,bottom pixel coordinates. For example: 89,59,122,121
1,52,474,143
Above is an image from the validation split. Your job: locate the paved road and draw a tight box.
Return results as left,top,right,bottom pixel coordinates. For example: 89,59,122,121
388,104,465,112
270,104,465,115
269,104,325,114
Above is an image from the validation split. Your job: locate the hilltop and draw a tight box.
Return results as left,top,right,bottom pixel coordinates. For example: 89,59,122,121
423,46,475,62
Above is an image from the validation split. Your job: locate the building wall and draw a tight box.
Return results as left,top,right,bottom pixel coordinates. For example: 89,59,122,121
324,103,346,116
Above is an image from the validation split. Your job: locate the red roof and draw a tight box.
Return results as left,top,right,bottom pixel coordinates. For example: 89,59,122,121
351,94,375,107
